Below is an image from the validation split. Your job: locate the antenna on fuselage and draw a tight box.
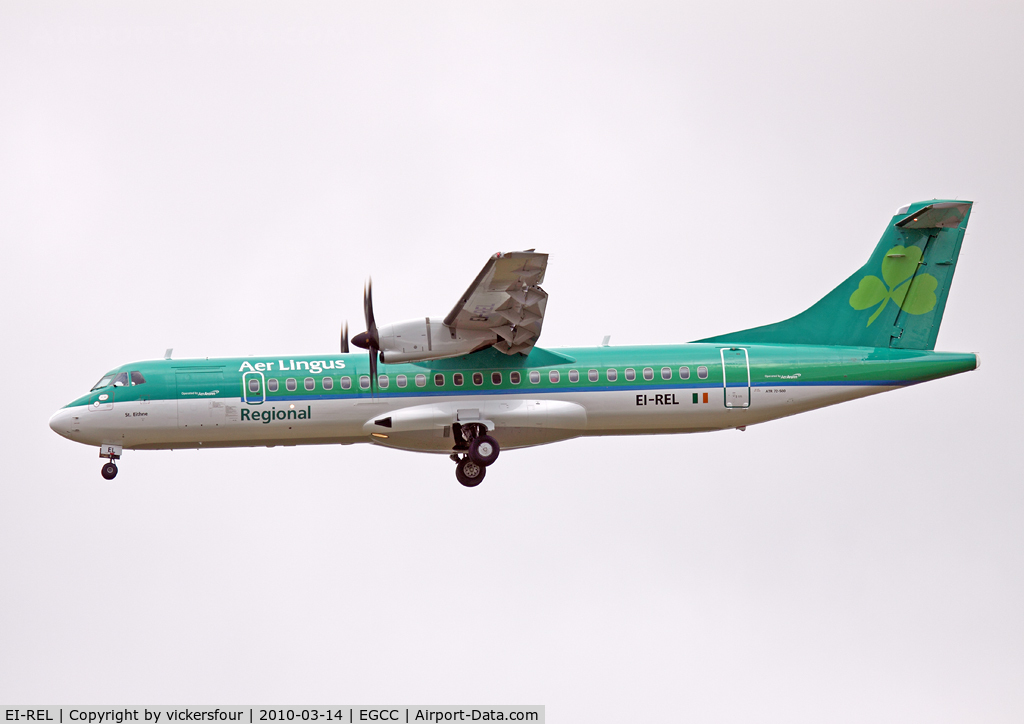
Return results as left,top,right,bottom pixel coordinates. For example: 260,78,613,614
164,348,173,360
600,336,611,347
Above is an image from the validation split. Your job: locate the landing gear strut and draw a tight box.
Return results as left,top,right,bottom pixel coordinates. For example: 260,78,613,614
451,424,500,487
99,444,121,480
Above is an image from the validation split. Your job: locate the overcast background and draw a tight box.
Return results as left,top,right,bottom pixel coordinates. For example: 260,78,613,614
1,2,1022,721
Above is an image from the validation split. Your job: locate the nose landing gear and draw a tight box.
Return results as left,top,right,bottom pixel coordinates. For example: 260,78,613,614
450,424,500,487
99,444,121,480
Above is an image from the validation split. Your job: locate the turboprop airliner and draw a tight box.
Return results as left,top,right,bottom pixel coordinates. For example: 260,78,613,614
49,200,979,486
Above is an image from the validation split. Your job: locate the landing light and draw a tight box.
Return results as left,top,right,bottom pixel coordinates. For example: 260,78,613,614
371,432,389,439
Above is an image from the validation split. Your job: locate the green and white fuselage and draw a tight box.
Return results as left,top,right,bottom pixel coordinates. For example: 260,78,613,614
49,199,980,484
49,343,977,452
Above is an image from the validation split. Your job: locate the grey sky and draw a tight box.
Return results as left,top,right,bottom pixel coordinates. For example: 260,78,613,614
1,2,1022,721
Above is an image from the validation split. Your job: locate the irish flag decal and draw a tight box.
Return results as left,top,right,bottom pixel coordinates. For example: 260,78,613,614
691,392,709,404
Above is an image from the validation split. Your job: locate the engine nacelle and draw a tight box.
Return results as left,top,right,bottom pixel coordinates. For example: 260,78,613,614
377,318,496,363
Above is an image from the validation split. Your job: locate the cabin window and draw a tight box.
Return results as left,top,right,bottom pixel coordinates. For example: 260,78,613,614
679,366,690,380
549,370,560,383
113,372,129,387
378,374,389,389
530,370,540,384
397,374,407,388
697,366,708,379
588,369,598,382
568,369,579,383
607,368,618,382
359,375,370,390
510,371,521,384
304,377,315,391
661,367,672,380
491,371,502,385
472,372,483,386
643,367,654,381
130,371,146,385
267,378,279,392
625,368,636,381
91,374,115,390
322,377,334,391
453,373,464,386
434,373,445,386
415,374,426,387
286,378,297,392
341,376,352,390
248,379,259,393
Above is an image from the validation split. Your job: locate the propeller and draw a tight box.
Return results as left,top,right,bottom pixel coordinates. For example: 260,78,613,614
340,321,349,353
351,278,379,394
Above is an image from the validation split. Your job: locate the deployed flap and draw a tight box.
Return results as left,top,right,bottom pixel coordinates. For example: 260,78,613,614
443,251,549,356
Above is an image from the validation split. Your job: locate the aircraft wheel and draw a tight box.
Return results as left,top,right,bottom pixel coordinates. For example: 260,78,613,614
456,457,486,487
469,434,500,466
101,462,118,480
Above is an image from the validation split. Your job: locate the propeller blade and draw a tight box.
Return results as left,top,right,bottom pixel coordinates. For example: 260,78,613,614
360,279,379,395
341,321,349,354
364,278,378,344
369,346,378,396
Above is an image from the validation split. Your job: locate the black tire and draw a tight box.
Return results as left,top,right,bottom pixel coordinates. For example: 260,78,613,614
469,434,500,466
101,462,118,480
455,457,486,487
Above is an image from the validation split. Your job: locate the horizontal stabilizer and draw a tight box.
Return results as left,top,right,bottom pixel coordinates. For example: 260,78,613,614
895,202,971,229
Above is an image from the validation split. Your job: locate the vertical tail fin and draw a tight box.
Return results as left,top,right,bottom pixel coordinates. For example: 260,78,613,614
697,200,972,350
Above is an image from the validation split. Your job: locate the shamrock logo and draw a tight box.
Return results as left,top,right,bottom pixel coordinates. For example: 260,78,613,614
849,245,938,326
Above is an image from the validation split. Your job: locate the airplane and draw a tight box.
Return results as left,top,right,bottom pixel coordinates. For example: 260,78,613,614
49,200,979,487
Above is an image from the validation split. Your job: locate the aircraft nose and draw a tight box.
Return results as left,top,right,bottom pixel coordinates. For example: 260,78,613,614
48,408,72,438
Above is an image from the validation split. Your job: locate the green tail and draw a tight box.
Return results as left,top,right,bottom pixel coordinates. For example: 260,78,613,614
697,200,973,350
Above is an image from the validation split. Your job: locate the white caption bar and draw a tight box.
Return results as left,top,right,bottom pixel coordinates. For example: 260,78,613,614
1,708,544,724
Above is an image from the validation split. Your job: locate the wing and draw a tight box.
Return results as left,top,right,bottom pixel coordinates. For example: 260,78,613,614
443,250,549,356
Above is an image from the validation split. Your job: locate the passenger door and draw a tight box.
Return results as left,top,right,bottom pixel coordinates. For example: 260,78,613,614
720,347,750,409
241,371,265,406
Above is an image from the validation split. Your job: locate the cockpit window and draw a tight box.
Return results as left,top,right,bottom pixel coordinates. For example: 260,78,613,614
113,372,129,387
130,371,146,385
91,374,115,390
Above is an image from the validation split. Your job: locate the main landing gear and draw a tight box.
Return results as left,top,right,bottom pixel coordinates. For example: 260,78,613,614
450,423,500,487
453,455,485,487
